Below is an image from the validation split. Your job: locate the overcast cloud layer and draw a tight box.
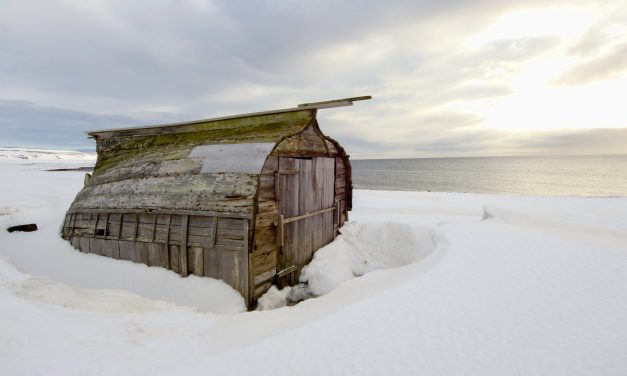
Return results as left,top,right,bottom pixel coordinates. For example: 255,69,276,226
1,0,626,157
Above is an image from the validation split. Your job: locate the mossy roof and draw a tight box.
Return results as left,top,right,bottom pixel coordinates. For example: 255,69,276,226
91,109,316,178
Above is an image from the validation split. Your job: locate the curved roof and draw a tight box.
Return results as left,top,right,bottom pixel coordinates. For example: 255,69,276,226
69,97,368,214
91,109,316,178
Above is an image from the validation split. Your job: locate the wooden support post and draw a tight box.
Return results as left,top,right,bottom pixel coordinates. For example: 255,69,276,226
243,219,249,250
211,216,218,247
103,213,109,238
117,213,123,240
165,214,171,269
151,214,157,242
92,212,99,237
277,214,284,247
180,215,189,277
70,213,77,239
133,214,139,240
274,171,281,201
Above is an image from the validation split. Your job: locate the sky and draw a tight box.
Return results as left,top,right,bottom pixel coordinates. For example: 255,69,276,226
1,0,626,158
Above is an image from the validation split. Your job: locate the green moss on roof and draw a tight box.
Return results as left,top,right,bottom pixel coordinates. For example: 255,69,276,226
92,110,314,177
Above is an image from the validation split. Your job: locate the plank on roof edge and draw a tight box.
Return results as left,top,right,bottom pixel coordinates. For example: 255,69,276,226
86,95,372,136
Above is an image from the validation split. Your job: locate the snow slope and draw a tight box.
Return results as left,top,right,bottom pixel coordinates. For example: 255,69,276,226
0,147,96,164
1,155,627,375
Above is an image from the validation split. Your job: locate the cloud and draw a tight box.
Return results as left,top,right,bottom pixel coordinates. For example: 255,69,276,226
509,127,627,155
0,0,625,157
0,100,139,151
556,43,627,85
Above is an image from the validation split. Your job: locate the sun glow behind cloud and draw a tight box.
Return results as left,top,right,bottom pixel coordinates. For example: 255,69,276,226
449,6,627,133
469,7,595,45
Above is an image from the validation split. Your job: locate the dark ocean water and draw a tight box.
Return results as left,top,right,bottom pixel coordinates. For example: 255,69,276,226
351,155,627,197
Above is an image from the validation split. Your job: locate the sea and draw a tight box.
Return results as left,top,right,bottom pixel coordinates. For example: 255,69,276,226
351,155,627,197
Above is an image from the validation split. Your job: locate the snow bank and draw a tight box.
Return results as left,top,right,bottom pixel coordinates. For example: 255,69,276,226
2,153,627,376
0,147,95,164
257,222,434,309
301,222,426,295
0,161,246,314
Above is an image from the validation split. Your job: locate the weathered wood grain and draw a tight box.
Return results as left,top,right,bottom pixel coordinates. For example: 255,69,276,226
62,111,353,309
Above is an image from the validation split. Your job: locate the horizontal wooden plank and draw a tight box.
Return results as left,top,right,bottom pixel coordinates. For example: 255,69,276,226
217,218,246,231
254,269,276,285
88,158,202,186
187,226,212,237
68,208,253,220
188,216,214,227
253,226,277,246
252,248,277,275
187,234,212,246
283,206,335,224
215,238,247,248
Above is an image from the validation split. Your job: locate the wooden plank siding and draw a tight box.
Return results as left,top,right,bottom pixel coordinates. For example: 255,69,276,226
63,112,352,309
62,211,250,300
249,121,351,303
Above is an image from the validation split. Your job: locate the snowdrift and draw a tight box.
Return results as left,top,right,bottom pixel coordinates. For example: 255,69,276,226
1,154,627,376
258,221,435,310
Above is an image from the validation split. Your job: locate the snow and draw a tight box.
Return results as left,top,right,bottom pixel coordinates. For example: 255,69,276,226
258,221,433,308
300,221,432,296
0,147,96,164
1,151,627,375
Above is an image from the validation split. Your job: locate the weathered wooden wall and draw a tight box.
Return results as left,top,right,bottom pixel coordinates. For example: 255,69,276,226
249,121,352,302
62,109,352,309
62,210,250,298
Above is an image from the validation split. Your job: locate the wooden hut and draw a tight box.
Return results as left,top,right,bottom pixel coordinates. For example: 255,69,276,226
61,96,370,308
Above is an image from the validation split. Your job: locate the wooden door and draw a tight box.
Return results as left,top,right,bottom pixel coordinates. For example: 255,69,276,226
276,157,336,286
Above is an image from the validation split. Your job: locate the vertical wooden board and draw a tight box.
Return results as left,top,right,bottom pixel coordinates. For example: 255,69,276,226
71,236,80,249
130,242,145,264
118,240,134,261
277,157,299,287
322,157,336,246
62,214,71,238
121,222,136,240
93,213,101,236
298,159,313,281
248,252,254,307
147,243,168,268
234,248,249,299
188,246,204,276
203,248,222,279
324,211,334,244
108,213,122,238
89,238,99,256
281,222,294,286
102,239,115,258
116,213,124,239
79,237,90,253
111,239,121,259
180,215,189,277
138,213,156,224
340,200,346,227
220,249,236,289
169,245,181,274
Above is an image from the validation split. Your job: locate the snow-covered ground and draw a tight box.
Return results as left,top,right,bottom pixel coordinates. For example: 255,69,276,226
1,153,626,375
0,147,96,164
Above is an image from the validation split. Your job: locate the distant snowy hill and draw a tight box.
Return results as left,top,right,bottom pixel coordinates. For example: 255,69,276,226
0,147,96,164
